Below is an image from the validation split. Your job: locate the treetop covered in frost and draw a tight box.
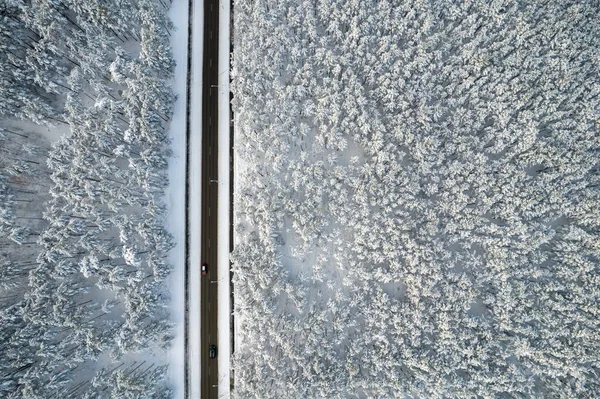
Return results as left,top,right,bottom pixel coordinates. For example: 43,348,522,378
232,0,600,397
0,0,177,397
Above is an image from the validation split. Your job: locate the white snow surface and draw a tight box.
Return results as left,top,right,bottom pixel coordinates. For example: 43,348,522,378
164,0,191,397
187,0,204,397
217,0,231,396
6,119,70,143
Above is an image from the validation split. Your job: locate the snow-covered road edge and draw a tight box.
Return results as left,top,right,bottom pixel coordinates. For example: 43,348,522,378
188,0,204,396
231,0,242,371
217,0,231,396
165,1,188,397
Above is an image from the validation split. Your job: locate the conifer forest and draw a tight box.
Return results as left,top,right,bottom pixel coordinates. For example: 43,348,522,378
2,0,600,398
231,0,600,397
1,0,176,397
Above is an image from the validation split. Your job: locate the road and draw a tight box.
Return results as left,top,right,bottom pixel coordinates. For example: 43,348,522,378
201,0,220,395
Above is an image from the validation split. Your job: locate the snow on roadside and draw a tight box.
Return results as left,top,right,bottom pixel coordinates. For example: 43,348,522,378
165,0,189,397
217,0,231,396
187,0,205,397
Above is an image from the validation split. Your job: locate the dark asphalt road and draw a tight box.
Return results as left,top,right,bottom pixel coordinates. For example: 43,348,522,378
201,0,220,395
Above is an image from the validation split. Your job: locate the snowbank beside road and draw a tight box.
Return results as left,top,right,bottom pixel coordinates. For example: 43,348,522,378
217,0,231,396
165,0,189,397
165,0,205,397
188,0,204,397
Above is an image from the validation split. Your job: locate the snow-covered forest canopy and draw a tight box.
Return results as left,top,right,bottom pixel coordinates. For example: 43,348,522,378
232,0,600,397
1,0,177,397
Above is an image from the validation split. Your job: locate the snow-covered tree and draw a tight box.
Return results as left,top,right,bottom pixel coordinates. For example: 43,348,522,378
0,0,177,396
232,0,600,396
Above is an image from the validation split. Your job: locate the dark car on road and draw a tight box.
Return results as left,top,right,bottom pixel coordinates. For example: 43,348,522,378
201,263,207,275
209,345,217,359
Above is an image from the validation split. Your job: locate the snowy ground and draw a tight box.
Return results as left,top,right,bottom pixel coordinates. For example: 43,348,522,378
3,116,70,145
187,0,204,397
217,0,231,397
231,0,243,361
165,0,194,397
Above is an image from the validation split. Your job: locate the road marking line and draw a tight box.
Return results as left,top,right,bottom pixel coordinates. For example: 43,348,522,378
208,239,211,248
208,367,211,376
208,207,211,216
